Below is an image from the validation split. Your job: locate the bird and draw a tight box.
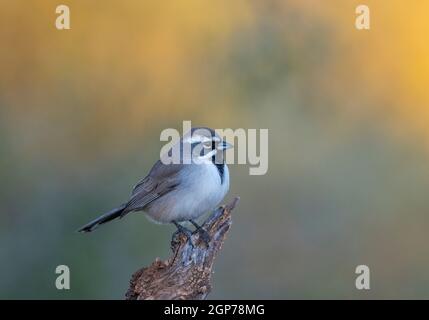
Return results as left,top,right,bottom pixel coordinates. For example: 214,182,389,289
78,127,233,244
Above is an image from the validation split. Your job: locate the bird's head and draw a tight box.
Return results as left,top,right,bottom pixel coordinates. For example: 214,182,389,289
181,127,233,164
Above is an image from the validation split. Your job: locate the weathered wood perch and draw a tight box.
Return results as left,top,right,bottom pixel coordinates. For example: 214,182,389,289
125,197,239,300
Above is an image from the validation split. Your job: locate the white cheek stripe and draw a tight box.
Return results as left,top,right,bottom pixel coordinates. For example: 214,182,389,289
183,135,212,144
197,149,217,160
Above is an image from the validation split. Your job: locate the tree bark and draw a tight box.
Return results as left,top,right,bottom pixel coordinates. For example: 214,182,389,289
125,197,239,300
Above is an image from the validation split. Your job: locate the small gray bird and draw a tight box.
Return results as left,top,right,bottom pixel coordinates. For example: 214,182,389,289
78,127,233,243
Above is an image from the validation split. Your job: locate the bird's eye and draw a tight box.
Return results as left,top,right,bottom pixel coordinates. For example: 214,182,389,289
203,141,212,148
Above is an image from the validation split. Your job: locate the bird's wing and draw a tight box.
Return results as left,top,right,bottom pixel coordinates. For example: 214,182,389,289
131,160,182,196
130,175,156,197
123,161,183,214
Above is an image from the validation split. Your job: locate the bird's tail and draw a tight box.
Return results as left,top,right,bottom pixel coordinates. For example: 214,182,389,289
78,204,127,233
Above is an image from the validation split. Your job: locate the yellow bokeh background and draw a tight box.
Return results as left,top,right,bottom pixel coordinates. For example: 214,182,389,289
1,1,429,298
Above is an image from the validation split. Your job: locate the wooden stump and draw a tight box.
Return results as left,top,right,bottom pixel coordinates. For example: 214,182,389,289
125,197,240,300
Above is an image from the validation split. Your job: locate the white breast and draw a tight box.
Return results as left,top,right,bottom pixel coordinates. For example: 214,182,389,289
145,163,230,223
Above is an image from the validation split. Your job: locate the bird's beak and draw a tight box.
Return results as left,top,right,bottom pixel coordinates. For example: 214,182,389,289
217,141,233,150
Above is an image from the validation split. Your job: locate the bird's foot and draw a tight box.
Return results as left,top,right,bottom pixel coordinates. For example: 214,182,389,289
189,219,210,247
193,227,211,247
172,221,194,247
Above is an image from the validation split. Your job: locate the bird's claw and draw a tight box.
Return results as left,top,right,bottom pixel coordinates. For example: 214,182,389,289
172,224,194,248
193,227,211,247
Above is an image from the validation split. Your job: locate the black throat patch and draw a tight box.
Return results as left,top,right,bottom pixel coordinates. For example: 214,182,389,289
211,140,225,184
214,163,225,184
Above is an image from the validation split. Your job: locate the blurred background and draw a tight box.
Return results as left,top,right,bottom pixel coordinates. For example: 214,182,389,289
1,0,429,299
